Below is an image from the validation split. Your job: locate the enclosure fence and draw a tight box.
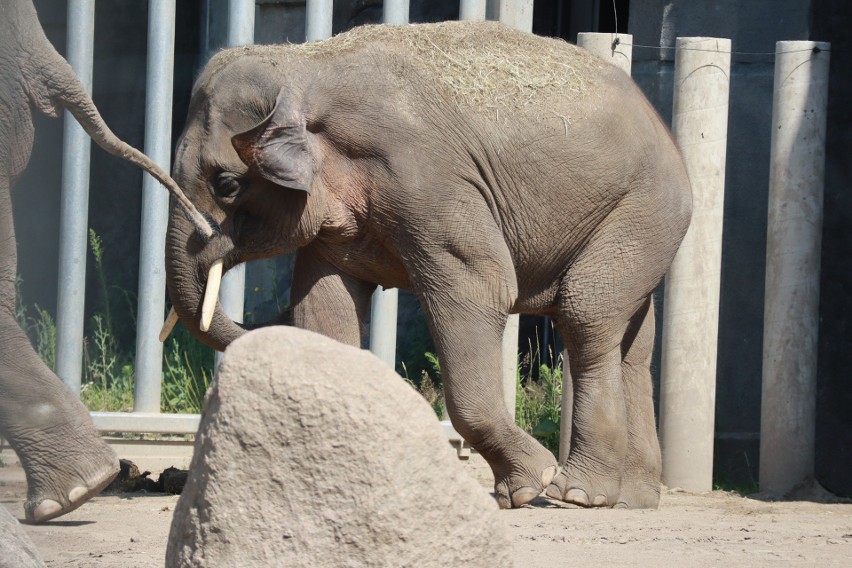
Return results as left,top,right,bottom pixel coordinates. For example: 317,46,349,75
45,0,828,495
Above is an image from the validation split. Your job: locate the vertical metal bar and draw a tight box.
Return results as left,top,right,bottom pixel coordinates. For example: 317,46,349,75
460,0,487,21
306,0,333,41
660,37,731,493
760,41,830,495
55,0,96,395
383,0,409,25
133,0,176,413
215,0,255,367
366,1,408,369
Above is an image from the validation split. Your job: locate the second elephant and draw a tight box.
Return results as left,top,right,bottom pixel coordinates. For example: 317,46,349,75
164,21,692,509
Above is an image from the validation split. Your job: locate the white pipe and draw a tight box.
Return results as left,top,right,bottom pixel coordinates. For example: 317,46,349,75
760,40,830,495
306,0,333,42
134,0,176,413
577,32,633,75
55,0,95,395
659,37,731,493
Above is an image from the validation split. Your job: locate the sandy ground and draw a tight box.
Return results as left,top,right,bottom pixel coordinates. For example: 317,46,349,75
2,453,852,567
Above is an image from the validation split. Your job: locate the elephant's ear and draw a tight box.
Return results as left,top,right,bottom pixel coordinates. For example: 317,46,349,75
231,90,314,193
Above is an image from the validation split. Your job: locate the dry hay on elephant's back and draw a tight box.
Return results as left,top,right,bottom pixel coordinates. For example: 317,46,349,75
213,21,606,112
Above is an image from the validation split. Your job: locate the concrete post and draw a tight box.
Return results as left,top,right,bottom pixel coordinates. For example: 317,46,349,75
383,0,409,25
760,41,830,495
559,32,634,461
305,0,333,42
55,0,95,395
659,37,731,492
496,0,533,32
369,288,398,369
577,32,633,75
493,0,533,418
459,0,487,21
216,0,254,367
133,0,176,413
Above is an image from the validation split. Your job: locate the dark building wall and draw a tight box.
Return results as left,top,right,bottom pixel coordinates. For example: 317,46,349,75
630,0,851,494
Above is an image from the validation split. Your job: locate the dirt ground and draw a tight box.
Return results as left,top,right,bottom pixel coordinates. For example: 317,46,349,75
2,453,851,567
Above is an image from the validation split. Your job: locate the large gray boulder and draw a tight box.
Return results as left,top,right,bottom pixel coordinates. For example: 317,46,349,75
0,506,44,568
166,327,512,567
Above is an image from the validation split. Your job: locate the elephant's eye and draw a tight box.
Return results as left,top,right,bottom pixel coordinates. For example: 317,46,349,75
210,172,245,201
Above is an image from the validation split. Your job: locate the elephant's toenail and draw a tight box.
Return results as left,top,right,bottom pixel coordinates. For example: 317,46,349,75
31,499,62,522
565,488,590,506
614,501,629,509
545,484,563,500
495,494,512,509
540,466,557,487
592,494,607,506
68,486,88,503
511,487,541,508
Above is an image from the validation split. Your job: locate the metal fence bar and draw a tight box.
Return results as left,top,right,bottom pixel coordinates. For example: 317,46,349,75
215,0,255,368
55,0,96,396
306,0,333,41
133,0,177,413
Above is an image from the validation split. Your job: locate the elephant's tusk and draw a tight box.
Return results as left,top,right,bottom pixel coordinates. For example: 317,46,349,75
159,307,179,342
200,259,223,332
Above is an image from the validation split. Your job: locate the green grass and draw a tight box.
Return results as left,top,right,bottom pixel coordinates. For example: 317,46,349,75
17,231,214,414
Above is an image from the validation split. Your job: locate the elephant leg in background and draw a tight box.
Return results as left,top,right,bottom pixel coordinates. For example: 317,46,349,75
617,296,662,508
0,180,118,523
547,208,670,509
290,245,376,348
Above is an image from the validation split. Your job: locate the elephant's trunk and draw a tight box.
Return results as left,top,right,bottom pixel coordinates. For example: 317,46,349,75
164,208,249,352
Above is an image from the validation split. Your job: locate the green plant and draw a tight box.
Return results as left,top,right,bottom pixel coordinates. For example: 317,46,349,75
401,353,444,418
161,323,214,413
515,341,563,456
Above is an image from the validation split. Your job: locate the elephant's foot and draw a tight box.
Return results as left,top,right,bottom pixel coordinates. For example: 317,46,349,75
21,428,119,523
545,462,622,508
492,443,558,509
614,474,660,509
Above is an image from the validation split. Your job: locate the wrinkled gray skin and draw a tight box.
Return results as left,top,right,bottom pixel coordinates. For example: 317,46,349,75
166,21,692,509
0,0,208,523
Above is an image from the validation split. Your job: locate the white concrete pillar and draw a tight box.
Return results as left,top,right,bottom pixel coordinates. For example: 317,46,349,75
496,0,533,33
760,41,830,495
459,0,487,21
369,288,398,369
558,33,634,461
659,37,731,492
383,0,409,25
577,32,633,75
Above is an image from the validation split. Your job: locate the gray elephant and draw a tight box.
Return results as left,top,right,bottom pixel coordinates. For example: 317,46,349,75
164,21,692,509
0,0,213,522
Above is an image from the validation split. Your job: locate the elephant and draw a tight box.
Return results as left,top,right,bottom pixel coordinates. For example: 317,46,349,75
0,0,215,522
163,21,692,509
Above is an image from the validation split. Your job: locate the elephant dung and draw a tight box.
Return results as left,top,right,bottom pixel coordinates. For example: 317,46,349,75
166,327,511,568
0,506,44,568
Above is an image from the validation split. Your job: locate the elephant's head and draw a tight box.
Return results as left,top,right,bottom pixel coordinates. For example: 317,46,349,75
165,54,340,350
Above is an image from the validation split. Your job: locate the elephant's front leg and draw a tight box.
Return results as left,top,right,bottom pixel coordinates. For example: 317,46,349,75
290,245,376,348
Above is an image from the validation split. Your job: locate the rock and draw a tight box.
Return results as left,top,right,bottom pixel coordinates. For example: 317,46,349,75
166,327,511,568
0,505,44,568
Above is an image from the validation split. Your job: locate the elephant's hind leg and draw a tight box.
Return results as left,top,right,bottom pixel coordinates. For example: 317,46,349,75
616,296,662,508
546,202,671,509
